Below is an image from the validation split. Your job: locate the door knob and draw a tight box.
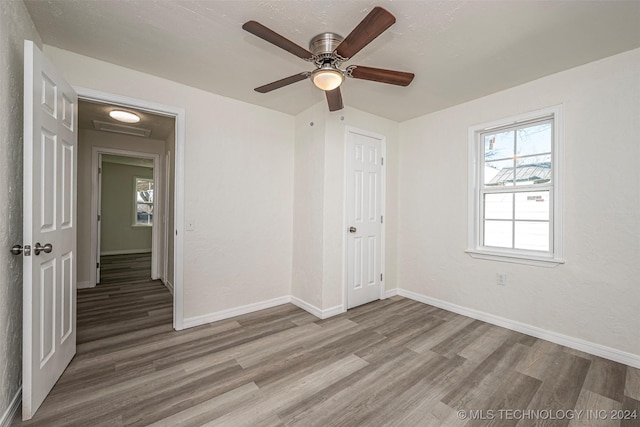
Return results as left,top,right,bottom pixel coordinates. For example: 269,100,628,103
34,242,53,256
349,226,357,233
10,245,23,255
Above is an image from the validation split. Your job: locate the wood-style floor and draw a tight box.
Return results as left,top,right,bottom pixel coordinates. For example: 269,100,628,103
100,253,152,285
15,282,640,426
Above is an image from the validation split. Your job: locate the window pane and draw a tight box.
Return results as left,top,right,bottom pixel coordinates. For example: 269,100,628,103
484,193,513,220
514,154,552,185
485,159,514,186
484,130,514,161
515,191,549,220
516,123,551,156
137,190,154,203
136,203,153,225
136,179,152,191
484,220,512,248
515,221,549,251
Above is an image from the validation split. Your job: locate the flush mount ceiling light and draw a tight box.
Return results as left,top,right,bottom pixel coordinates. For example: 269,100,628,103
311,65,344,91
109,110,140,124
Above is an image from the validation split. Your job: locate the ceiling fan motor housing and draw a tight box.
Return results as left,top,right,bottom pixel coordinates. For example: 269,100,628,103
310,32,344,59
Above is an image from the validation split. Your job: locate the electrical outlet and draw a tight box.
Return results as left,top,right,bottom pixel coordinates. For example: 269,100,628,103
497,273,507,286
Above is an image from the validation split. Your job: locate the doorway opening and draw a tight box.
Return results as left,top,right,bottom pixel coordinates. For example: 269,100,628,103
76,90,185,330
97,152,159,285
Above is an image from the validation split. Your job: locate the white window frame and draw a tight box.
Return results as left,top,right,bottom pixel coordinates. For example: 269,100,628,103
133,176,154,227
466,105,564,267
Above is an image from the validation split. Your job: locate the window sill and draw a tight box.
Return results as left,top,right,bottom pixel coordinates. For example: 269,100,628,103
132,224,153,228
465,249,564,268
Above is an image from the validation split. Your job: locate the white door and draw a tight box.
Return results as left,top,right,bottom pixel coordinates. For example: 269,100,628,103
346,129,384,309
22,40,77,420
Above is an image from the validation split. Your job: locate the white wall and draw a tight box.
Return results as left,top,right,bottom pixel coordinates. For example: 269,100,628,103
0,1,42,422
45,46,295,320
292,103,326,309
291,102,399,313
398,48,640,357
77,129,166,285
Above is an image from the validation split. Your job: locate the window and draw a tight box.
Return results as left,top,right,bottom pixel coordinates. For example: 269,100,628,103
467,106,563,266
134,177,153,226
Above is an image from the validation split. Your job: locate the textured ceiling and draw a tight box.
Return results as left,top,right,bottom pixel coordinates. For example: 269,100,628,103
25,0,640,122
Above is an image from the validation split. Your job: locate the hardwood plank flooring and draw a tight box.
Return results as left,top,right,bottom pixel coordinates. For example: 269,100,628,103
14,286,639,426
100,253,152,284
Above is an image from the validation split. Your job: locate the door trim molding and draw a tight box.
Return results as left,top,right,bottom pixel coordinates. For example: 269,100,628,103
75,87,186,330
342,126,386,312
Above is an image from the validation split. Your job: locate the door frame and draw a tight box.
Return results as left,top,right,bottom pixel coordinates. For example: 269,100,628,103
342,126,386,311
92,148,161,282
76,87,186,330
163,151,171,290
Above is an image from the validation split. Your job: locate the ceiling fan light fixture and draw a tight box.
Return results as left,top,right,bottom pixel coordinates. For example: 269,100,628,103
109,110,140,124
312,66,344,91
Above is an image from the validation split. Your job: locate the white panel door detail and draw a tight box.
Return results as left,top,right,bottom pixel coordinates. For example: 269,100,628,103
346,130,383,309
23,40,77,420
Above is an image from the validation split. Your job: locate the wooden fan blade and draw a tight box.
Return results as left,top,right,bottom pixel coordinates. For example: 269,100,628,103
243,21,313,60
335,7,395,60
325,87,344,112
349,65,414,86
255,73,309,93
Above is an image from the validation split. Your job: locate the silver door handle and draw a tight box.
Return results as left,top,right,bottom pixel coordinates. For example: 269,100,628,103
349,227,357,233
34,242,53,255
10,245,23,255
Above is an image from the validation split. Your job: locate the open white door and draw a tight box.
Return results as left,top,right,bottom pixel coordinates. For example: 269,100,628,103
346,128,384,309
22,40,77,420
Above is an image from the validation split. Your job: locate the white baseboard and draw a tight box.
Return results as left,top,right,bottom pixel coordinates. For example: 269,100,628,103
290,297,344,319
1,387,21,427
77,281,94,289
182,295,346,329
183,296,292,329
322,304,345,319
384,288,398,298
398,289,640,369
100,249,152,256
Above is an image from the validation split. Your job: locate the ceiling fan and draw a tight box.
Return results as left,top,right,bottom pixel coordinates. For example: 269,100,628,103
242,6,415,112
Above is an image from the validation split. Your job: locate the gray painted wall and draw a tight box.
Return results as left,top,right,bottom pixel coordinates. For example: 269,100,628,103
0,0,42,421
100,162,153,254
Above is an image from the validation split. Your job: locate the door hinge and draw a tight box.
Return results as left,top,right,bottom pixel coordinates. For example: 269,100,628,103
96,262,100,269
97,214,101,221
98,167,102,174
381,215,384,224
381,157,384,165
380,273,383,281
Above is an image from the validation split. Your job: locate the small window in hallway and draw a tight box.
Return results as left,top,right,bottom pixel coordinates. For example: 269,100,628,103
134,177,154,226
